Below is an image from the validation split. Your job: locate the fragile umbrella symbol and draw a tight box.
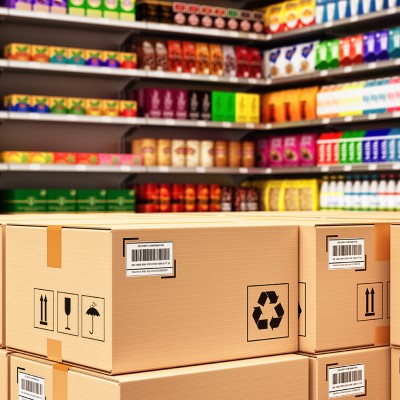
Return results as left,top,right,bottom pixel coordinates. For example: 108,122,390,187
86,303,100,335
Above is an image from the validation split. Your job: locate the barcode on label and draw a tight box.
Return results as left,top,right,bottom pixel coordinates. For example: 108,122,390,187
328,364,365,398
332,244,363,257
328,239,365,270
132,248,170,262
126,242,174,277
19,372,45,400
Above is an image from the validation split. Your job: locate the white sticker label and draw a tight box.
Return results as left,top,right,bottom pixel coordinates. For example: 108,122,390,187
126,242,174,277
328,239,365,270
328,364,365,398
19,372,45,400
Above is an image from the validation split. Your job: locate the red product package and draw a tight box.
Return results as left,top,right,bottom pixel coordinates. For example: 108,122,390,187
236,47,250,78
159,184,171,213
248,48,262,79
168,40,183,73
76,153,99,165
53,152,77,164
182,41,196,74
339,37,351,67
350,34,364,65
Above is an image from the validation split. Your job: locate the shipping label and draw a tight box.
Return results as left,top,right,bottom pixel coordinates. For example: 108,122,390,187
19,372,45,400
328,364,365,398
328,238,365,270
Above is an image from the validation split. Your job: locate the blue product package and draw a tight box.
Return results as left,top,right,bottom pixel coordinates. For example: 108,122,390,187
387,129,400,162
362,131,375,163
326,0,339,21
367,79,388,114
389,28,400,60
337,0,347,19
362,79,375,115
363,130,388,163
378,129,390,162
316,0,327,24
375,30,389,61
363,32,376,62
348,0,362,15
362,0,372,13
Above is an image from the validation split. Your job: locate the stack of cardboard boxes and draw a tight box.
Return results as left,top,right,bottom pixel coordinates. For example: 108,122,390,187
0,212,397,398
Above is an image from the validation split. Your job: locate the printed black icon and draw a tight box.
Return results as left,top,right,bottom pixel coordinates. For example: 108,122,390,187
86,303,100,335
40,295,48,326
365,287,375,317
252,291,284,331
64,297,71,330
298,303,302,318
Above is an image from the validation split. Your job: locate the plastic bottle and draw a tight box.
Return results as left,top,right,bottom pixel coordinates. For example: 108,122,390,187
386,173,396,211
351,174,362,210
328,175,337,210
369,174,379,211
320,176,330,211
395,174,400,211
336,175,345,210
360,175,370,211
377,174,387,211
343,175,353,211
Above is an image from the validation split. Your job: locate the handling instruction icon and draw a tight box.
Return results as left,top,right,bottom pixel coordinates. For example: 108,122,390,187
64,297,71,330
365,287,375,317
86,303,100,335
253,290,284,330
40,295,48,326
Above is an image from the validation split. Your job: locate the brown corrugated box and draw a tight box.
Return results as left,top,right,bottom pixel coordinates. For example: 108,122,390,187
391,347,400,398
309,346,390,400
0,349,8,400
10,352,308,400
6,220,298,375
391,225,400,347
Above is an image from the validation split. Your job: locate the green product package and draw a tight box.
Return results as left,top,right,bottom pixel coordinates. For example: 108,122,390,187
77,189,107,212
86,0,103,18
103,0,119,19
107,189,136,212
211,91,224,122
348,131,365,164
389,28,400,60
68,0,86,16
223,92,236,122
315,41,328,70
2,189,47,213
339,132,351,165
326,39,340,69
47,189,77,212
119,0,136,21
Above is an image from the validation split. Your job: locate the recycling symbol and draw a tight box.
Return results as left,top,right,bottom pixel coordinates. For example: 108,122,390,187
252,291,284,330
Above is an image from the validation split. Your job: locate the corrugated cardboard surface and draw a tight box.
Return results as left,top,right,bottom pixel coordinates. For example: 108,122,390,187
298,222,390,354
391,226,400,346
0,349,8,400
10,352,308,400
309,346,390,400
391,347,400,398
6,221,298,375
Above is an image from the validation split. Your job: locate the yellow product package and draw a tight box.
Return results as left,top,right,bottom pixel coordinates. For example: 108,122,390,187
263,180,285,211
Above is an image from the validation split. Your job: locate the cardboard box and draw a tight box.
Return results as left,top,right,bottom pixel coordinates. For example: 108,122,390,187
9,352,308,400
309,347,390,399
390,224,400,347
6,220,298,374
0,350,7,399
392,347,400,398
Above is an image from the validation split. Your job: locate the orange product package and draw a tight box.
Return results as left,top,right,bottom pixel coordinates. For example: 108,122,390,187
168,40,183,73
182,41,196,74
283,0,299,31
298,0,315,28
284,89,301,122
196,43,210,75
266,3,284,34
298,86,319,120
262,91,285,123
209,44,224,77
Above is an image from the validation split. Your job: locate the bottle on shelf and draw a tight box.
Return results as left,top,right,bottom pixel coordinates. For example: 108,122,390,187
327,175,337,210
360,174,370,212
377,174,387,211
336,175,345,211
387,174,396,211
351,175,362,211
369,174,379,211
395,174,400,212
343,175,353,211
320,175,330,211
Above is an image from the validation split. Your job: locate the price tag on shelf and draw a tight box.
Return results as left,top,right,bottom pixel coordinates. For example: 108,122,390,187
239,167,249,174
230,31,240,38
154,71,166,78
249,33,258,39
321,166,330,172
120,165,131,172
343,66,353,73
319,70,329,77
344,116,353,122
222,122,232,128
368,164,378,171
67,64,79,72
229,76,239,83
367,62,377,70
28,113,40,120
196,167,206,173
165,119,176,126
388,7,396,14
159,166,170,173
393,111,400,119
266,123,272,130
29,164,41,171
209,75,219,82
67,115,78,122
182,73,191,79
324,21,333,28
76,165,88,172
393,163,400,170
343,165,353,171
266,79,272,85
265,168,272,174
396,59,400,65
212,29,222,36
246,123,255,129
196,120,207,127
322,118,331,124
248,78,257,84
101,116,112,123
350,15,359,22
368,113,378,120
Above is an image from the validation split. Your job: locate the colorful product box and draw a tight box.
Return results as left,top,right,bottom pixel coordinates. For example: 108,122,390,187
86,0,103,17
1,0,32,11
67,48,86,65
67,98,86,115
387,77,400,112
137,88,163,118
248,94,260,123
375,30,389,61
3,94,31,112
389,28,400,59
32,0,51,12
30,96,50,113
282,135,300,166
363,130,389,163
267,3,284,33
200,91,212,121
68,0,86,17
53,152,77,164
283,0,299,31
29,152,54,164
387,128,400,162
298,0,315,27
235,92,248,123
76,189,107,212
256,139,269,167
102,99,119,116
76,152,100,164
31,45,50,63
299,133,317,165
118,52,137,69
364,32,376,62
211,91,224,122
49,47,68,64
98,153,123,165
162,89,175,119
268,136,284,166
119,100,137,117
51,0,68,14
107,189,135,212
1,151,30,163
2,189,47,213
120,154,142,165
175,89,188,119
297,41,316,73
326,39,340,69
85,49,102,66
119,0,136,21
47,189,77,212
50,97,67,114
85,98,103,116
4,43,31,61
316,41,328,70
101,51,120,68
103,0,119,18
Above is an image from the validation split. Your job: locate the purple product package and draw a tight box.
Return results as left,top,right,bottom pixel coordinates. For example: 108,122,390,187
162,89,176,119
256,139,269,167
363,33,376,63
375,30,389,61
51,0,67,14
282,135,300,166
268,137,284,167
299,133,317,166
137,88,164,119
2,0,32,10
32,0,51,12
175,90,188,119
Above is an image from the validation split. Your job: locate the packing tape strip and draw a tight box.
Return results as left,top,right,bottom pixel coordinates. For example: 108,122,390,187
47,226,62,268
53,363,68,400
375,223,390,262
47,339,62,363
374,326,390,346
